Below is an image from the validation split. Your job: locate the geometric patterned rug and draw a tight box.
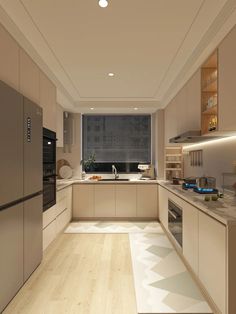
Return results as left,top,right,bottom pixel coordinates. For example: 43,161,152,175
64,221,162,233
129,232,213,313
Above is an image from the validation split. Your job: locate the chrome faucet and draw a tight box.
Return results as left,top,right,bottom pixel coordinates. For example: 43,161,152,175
112,165,119,179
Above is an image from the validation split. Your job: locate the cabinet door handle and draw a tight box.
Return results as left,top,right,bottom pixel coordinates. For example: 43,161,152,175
168,209,177,219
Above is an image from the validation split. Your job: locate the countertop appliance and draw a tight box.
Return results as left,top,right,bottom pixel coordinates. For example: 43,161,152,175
0,80,43,312
168,200,182,247
196,176,216,189
180,176,218,194
43,128,56,211
138,164,155,180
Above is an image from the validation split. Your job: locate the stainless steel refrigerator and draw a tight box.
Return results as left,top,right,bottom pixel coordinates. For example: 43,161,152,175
0,80,43,312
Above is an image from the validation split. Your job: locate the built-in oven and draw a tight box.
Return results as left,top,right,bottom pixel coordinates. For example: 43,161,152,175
168,199,183,247
43,128,56,211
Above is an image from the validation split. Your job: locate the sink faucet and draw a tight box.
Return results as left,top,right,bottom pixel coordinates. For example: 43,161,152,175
112,165,119,179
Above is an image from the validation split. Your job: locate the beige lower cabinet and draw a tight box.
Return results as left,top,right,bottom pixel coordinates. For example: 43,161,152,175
94,185,116,217
116,184,137,217
183,202,199,274
198,211,226,314
73,184,94,218
43,186,72,250
137,185,158,218
158,185,169,229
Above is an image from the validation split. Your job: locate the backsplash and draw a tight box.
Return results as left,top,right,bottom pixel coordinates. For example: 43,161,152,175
183,137,236,189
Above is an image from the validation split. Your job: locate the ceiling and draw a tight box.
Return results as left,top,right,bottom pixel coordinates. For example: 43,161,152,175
0,0,235,113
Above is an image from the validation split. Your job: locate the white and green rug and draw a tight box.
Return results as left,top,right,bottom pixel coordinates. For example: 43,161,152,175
65,221,162,234
129,232,212,313
64,222,212,313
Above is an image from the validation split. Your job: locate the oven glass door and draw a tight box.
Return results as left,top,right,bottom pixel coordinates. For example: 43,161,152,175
43,137,56,164
43,175,56,211
168,200,183,247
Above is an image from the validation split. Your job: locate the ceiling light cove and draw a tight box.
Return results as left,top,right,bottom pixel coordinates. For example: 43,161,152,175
108,72,115,77
99,0,108,8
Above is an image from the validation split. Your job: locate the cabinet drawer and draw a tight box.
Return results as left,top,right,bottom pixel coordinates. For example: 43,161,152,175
43,204,56,228
43,219,56,251
56,196,67,216
56,209,70,234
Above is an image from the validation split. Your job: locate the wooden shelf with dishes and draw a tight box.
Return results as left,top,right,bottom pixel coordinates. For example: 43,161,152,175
165,146,183,181
201,50,218,135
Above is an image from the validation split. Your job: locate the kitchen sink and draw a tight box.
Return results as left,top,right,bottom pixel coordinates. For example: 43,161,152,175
100,178,130,181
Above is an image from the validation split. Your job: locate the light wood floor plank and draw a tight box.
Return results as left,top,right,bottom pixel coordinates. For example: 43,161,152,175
4,234,137,314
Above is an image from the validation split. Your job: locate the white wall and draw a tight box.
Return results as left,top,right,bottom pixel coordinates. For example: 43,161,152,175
183,137,236,189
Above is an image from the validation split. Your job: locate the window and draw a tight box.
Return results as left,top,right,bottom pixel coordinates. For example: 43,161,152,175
82,115,151,173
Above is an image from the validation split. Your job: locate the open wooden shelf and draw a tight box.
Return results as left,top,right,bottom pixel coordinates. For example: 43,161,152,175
201,50,218,135
202,79,217,93
202,105,218,115
165,146,183,180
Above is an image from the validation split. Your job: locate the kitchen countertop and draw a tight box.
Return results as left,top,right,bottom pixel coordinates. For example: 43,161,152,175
56,178,159,191
57,178,236,225
158,180,236,226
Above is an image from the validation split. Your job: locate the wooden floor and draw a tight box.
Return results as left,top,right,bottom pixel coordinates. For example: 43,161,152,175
4,234,137,314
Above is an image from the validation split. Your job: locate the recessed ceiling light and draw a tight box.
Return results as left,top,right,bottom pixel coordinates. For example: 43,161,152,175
90,107,94,110
108,72,115,77
134,108,138,111
99,0,108,8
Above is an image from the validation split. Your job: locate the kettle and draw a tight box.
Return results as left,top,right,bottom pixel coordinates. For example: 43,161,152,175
196,176,216,189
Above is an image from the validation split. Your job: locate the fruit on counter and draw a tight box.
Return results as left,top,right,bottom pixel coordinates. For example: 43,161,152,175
211,195,218,201
89,175,102,180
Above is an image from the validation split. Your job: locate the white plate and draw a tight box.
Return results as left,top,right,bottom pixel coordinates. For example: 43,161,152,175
59,165,73,179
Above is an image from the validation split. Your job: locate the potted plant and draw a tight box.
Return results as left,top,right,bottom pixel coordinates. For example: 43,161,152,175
80,153,96,179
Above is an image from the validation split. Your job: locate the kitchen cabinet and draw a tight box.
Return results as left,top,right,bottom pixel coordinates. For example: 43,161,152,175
43,186,72,250
183,202,198,274
94,185,116,217
137,185,158,218
198,211,226,314
116,185,136,217
39,71,57,132
19,49,40,104
57,103,64,147
164,69,201,144
218,25,236,132
158,185,169,230
164,98,177,145
0,24,19,90
186,70,201,131
43,220,57,251
73,184,94,218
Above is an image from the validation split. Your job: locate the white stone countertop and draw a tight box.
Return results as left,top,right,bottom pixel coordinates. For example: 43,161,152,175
158,180,236,226
57,178,236,225
56,178,159,191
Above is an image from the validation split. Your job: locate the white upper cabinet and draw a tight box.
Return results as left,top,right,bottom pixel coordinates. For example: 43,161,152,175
218,25,236,132
165,69,201,144
39,72,57,131
56,104,64,147
0,24,19,90
19,49,40,104
186,70,201,131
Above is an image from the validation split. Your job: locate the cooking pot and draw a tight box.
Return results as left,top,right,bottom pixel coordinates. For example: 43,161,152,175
196,176,216,189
